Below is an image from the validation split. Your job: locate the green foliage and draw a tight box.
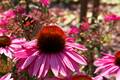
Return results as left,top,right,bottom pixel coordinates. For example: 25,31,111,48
1,54,7,65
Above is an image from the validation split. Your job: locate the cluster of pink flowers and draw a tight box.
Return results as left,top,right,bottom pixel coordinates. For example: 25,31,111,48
0,24,88,79
104,13,120,22
0,9,15,26
15,25,87,79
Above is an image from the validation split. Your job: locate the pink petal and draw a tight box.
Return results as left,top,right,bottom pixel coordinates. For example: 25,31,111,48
116,70,120,80
57,54,67,77
94,64,114,73
8,47,14,52
66,42,87,51
65,50,87,65
0,48,12,58
4,49,12,59
21,54,37,69
0,73,12,80
50,54,60,77
0,48,6,54
14,50,28,58
99,66,118,77
42,55,50,77
60,53,75,72
69,57,81,74
109,66,119,74
10,44,22,49
94,59,104,66
28,61,35,76
23,39,37,48
93,76,103,80
94,58,114,66
12,38,26,44
38,55,47,78
33,55,43,76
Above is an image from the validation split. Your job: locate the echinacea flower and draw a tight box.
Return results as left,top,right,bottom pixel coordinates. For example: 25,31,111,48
94,51,120,80
0,29,26,59
15,25,87,79
0,73,13,80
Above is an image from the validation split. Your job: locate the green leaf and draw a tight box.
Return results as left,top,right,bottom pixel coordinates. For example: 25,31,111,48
1,54,7,65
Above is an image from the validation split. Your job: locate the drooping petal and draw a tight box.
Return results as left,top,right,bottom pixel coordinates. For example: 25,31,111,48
109,66,119,74
57,54,68,77
116,70,120,80
4,49,12,59
33,54,43,76
65,50,87,65
14,49,28,59
66,42,87,51
38,55,47,78
94,63,114,73
50,54,60,77
0,73,13,80
99,66,118,77
60,53,75,72
42,55,50,77
21,54,37,69
11,38,26,44
10,44,22,49
0,48,6,54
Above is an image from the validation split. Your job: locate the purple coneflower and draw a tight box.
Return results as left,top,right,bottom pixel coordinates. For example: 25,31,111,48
94,51,120,80
0,29,26,59
15,25,87,79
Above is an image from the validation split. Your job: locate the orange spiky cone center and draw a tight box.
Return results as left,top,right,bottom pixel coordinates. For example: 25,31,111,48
37,25,66,53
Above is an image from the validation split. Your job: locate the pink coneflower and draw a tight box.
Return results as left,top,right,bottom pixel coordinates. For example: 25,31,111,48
0,73,13,80
15,25,87,79
94,51,120,80
0,29,26,59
